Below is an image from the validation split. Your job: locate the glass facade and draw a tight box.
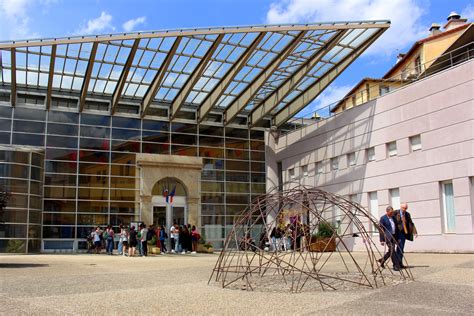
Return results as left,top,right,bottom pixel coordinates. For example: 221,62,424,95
0,147,44,253
0,103,266,251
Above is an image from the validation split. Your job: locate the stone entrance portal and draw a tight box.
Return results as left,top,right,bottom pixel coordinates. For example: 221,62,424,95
136,154,202,227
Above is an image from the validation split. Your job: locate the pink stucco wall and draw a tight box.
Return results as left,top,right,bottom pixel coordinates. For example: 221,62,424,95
266,60,474,253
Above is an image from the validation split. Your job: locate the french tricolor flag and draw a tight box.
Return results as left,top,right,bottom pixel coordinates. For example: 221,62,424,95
169,185,176,204
163,187,169,203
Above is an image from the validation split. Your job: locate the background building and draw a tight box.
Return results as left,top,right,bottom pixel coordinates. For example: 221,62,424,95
0,21,389,252
267,14,473,252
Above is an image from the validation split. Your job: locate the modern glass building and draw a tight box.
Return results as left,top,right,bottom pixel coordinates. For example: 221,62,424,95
0,21,389,252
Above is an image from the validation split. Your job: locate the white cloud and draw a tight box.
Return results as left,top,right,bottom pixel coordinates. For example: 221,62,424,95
266,0,427,56
461,4,474,21
0,0,38,40
122,16,146,32
298,84,353,117
76,11,115,35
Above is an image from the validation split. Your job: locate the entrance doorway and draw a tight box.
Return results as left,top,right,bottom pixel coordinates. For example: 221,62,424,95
151,178,188,251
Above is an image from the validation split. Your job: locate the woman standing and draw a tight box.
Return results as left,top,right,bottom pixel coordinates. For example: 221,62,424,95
120,225,129,256
106,225,115,255
128,226,137,257
191,225,200,254
159,225,167,254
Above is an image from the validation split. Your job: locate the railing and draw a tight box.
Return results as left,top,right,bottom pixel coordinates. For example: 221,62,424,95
282,41,474,135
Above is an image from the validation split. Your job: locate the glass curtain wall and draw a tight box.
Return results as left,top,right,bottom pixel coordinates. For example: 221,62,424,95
0,103,266,249
0,147,44,253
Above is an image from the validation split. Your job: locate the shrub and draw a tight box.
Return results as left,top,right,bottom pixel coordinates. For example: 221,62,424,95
315,222,335,239
147,236,157,245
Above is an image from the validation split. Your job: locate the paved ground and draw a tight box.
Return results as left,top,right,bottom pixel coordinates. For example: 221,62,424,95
0,252,473,315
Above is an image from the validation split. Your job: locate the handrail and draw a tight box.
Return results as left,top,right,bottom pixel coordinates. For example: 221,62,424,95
282,41,474,135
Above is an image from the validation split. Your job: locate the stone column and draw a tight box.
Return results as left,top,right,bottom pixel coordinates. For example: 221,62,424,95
140,195,153,224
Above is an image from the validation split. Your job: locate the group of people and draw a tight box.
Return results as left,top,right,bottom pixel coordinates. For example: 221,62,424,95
87,223,201,257
379,202,417,271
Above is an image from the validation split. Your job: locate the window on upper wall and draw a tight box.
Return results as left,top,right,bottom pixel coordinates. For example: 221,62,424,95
288,168,295,180
389,188,400,210
366,147,375,162
347,152,356,167
331,157,339,171
414,55,422,74
386,141,397,157
368,191,379,235
301,165,308,177
410,134,422,152
379,85,390,96
315,161,323,174
441,181,456,233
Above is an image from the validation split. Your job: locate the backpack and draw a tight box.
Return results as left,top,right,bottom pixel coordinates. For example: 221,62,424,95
146,230,154,241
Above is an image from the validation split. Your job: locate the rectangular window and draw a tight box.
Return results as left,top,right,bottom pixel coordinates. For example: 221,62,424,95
379,85,390,96
331,157,339,171
386,141,397,157
366,147,375,162
368,191,379,235
415,56,422,74
441,181,456,233
288,168,295,180
410,135,422,152
301,165,308,177
389,188,400,210
347,152,356,166
368,192,379,235
315,161,323,174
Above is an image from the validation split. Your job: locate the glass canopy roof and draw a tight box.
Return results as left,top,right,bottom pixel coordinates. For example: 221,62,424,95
0,21,389,127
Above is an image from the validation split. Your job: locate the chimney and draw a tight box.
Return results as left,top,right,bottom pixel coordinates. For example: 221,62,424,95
396,53,406,63
429,23,442,36
444,11,468,31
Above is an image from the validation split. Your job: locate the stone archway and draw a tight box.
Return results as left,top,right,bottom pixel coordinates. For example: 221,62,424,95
136,154,202,227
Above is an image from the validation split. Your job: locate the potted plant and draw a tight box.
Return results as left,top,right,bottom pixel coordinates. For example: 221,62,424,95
148,236,160,255
309,222,336,252
196,237,214,253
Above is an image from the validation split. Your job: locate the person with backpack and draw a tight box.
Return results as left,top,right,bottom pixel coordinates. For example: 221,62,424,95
159,225,168,254
146,224,155,255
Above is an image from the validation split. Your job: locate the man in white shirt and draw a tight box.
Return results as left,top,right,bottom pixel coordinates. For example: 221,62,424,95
170,224,176,253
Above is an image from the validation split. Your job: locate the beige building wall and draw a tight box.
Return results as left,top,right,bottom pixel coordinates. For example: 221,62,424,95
267,59,474,252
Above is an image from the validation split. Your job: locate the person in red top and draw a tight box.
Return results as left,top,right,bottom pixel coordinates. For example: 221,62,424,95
191,225,200,254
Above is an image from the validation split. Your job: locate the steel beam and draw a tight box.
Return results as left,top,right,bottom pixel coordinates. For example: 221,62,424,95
224,31,306,125
10,48,16,106
111,39,140,115
78,42,98,112
170,34,224,120
46,44,57,110
197,33,266,123
0,22,390,49
141,37,181,118
249,30,346,127
273,28,386,127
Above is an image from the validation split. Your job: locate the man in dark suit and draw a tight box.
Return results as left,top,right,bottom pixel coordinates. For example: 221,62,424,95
394,202,417,268
378,206,401,271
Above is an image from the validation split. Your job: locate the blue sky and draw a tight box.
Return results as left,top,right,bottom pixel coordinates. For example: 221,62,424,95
0,0,472,117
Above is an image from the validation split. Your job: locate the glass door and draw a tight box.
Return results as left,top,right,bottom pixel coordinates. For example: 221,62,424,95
172,206,186,226
153,206,166,227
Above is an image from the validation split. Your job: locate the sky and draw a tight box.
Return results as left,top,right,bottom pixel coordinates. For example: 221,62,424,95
0,0,472,117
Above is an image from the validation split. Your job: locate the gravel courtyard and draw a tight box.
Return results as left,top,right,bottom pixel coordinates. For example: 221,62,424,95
0,252,473,315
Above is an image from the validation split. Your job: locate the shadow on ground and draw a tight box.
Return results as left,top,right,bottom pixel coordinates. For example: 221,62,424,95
0,263,49,268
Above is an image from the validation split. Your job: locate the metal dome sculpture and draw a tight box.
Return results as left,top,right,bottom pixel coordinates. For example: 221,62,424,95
210,185,413,292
